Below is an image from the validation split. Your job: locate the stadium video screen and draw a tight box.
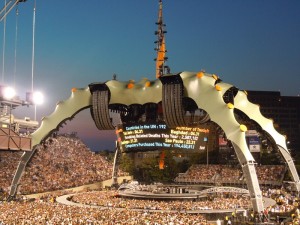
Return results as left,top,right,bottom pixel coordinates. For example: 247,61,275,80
116,123,209,152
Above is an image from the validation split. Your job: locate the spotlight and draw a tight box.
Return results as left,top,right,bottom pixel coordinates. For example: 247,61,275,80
33,91,44,105
3,86,16,100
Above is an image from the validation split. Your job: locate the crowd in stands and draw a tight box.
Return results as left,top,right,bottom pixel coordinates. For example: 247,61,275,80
175,164,286,185
256,165,286,182
262,188,299,214
71,190,251,211
0,151,22,196
0,196,208,225
261,187,300,224
1,186,299,224
0,134,127,196
0,134,299,224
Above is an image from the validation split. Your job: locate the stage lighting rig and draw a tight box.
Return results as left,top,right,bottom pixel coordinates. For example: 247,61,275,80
0,86,43,134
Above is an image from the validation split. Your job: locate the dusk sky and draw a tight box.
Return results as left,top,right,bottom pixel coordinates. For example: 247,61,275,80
1,0,300,151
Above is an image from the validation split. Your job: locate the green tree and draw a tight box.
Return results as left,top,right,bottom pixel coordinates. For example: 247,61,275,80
133,157,158,183
119,153,135,175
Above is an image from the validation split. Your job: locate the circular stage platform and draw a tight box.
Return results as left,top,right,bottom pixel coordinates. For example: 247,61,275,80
117,183,276,210
118,186,201,200
54,183,277,225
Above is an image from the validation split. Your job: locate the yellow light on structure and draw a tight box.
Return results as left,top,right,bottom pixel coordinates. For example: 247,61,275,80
215,84,222,91
243,90,248,95
227,103,234,109
197,71,204,78
71,87,77,92
145,81,151,87
33,91,44,105
127,83,134,89
115,128,123,134
240,124,248,132
212,74,218,80
3,86,16,99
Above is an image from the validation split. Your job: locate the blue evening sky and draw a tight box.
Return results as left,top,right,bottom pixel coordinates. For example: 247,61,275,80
1,0,300,151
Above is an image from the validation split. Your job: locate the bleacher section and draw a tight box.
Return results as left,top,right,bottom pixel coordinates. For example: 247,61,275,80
174,164,286,187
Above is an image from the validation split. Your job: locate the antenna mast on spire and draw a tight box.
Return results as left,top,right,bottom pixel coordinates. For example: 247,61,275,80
154,0,170,78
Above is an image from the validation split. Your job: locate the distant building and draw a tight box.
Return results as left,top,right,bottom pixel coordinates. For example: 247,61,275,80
247,90,300,155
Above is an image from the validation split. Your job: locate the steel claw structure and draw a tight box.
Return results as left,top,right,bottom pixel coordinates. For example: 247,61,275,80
9,71,300,212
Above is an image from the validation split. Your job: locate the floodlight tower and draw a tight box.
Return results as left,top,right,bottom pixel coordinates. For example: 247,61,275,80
154,0,170,78
0,89,46,165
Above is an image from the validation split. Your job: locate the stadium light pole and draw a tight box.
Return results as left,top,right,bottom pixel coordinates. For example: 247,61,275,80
3,86,16,100
32,91,44,121
3,86,16,126
3,86,16,148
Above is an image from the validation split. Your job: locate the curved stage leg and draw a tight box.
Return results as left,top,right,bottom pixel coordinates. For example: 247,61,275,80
231,143,264,213
9,87,92,198
111,142,121,187
234,90,300,193
278,146,300,191
178,71,300,211
9,149,37,198
180,72,265,212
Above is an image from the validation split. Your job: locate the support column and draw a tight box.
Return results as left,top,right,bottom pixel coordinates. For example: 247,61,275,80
241,161,264,213
231,142,264,213
278,146,300,192
9,149,36,198
111,142,121,187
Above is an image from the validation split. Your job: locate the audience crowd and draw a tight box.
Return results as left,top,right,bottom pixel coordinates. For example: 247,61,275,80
71,190,251,211
0,198,208,225
0,134,126,196
175,164,286,184
0,187,299,224
0,134,299,224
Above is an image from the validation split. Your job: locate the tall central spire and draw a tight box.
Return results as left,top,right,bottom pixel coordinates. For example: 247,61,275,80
154,0,170,78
